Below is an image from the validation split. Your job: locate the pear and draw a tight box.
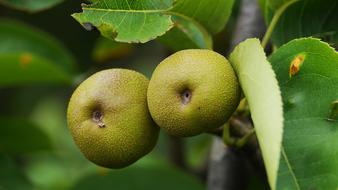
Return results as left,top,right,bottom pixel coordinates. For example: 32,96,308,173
67,69,159,168
147,49,240,137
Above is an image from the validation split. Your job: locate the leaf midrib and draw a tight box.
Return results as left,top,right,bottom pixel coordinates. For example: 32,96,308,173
82,7,168,13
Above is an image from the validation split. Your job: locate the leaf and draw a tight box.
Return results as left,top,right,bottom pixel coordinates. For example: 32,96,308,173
0,54,72,87
72,0,174,43
269,38,338,189
170,0,234,34
157,15,213,51
0,19,75,72
0,19,75,87
229,38,284,190
24,153,93,190
0,0,63,12
185,134,212,167
71,164,204,190
72,0,234,49
266,0,294,10
266,0,338,47
0,156,33,190
0,118,52,154
92,37,133,63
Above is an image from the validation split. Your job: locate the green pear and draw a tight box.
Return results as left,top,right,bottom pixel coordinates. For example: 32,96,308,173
67,69,159,168
147,49,240,137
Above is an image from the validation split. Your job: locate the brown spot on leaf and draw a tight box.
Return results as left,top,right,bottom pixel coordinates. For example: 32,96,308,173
289,54,305,78
19,53,32,68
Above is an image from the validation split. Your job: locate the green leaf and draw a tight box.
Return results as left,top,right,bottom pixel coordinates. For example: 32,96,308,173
185,134,212,167
0,156,33,190
0,118,52,154
0,54,72,87
269,38,338,189
157,15,212,51
0,0,63,12
266,0,294,10
24,153,93,190
0,19,74,87
72,0,234,49
0,19,75,72
72,0,174,43
229,38,284,190
71,164,204,190
266,0,338,47
170,0,234,34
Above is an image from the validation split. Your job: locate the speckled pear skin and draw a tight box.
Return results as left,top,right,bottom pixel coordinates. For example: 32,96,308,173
67,69,159,169
147,49,240,137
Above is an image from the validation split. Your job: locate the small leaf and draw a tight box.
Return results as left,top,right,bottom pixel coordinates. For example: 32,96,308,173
229,38,284,190
0,0,64,13
0,118,52,154
0,19,75,87
266,0,338,47
270,38,338,189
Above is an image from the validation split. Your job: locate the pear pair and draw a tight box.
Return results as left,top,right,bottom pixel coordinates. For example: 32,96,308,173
67,49,240,169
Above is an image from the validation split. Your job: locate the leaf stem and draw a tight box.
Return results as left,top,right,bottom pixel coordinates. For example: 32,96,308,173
261,0,300,48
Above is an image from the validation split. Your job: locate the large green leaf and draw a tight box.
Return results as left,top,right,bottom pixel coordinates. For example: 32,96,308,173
72,0,234,49
229,38,284,190
0,156,33,190
270,38,338,189
72,0,174,43
266,0,338,47
0,54,72,87
0,19,74,87
0,118,52,154
0,0,63,12
71,164,204,190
